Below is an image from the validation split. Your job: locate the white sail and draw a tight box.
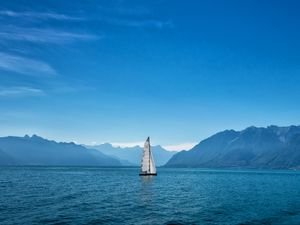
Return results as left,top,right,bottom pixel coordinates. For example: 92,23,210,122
140,137,156,175
149,149,156,174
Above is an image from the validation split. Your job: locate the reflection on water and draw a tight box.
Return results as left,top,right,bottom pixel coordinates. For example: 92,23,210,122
140,175,155,184
140,175,155,205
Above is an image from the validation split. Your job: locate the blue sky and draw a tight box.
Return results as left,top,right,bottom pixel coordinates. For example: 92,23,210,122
1,0,300,150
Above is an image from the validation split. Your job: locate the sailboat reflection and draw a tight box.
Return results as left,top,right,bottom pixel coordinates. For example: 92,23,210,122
139,172,155,205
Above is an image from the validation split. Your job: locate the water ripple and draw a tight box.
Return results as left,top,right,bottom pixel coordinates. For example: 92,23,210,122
0,167,300,225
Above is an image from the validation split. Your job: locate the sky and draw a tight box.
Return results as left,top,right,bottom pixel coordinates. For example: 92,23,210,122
1,0,300,150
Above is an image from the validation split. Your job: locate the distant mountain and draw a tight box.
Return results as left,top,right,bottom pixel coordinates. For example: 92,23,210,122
0,149,15,165
0,135,121,166
165,125,300,169
86,143,176,166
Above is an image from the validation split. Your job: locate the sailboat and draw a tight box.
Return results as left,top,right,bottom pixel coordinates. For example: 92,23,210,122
139,137,157,176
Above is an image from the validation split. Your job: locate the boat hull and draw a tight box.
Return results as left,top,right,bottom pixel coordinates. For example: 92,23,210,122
139,173,157,176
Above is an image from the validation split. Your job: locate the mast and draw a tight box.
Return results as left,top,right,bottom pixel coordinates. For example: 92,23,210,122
148,137,150,173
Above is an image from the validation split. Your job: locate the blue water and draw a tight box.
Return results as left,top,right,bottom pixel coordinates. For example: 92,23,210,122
1,167,300,225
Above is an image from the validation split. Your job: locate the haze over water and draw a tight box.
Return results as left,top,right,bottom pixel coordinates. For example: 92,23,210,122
1,167,300,225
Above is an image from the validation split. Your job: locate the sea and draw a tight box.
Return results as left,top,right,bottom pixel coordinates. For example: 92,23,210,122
1,167,300,225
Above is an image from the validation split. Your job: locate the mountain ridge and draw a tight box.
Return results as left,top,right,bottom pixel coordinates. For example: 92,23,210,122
165,125,300,169
0,135,121,166
85,143,176,166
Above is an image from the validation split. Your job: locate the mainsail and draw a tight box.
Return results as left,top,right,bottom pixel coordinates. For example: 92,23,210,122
140,137,157,175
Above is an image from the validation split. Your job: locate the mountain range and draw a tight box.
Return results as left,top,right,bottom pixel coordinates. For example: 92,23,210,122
166,125,300,169
1,125,300,169
85,143,176,166
0,135,121,166
0,135,174,167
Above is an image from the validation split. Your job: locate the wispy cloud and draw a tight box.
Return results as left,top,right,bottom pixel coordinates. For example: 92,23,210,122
0,27,99,44
93,4,173,29
105,18,173,29
0,10,82,21
163,142,197,151
0,52,56,76
0,8,99,78
0,86,44,97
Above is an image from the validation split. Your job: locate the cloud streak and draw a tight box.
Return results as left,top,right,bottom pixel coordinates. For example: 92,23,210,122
95,4,173,29
0,86,44,97
0,27,99,44
0,52,56,76
0,9,99,77
0,10,82,21
105,18,173,29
